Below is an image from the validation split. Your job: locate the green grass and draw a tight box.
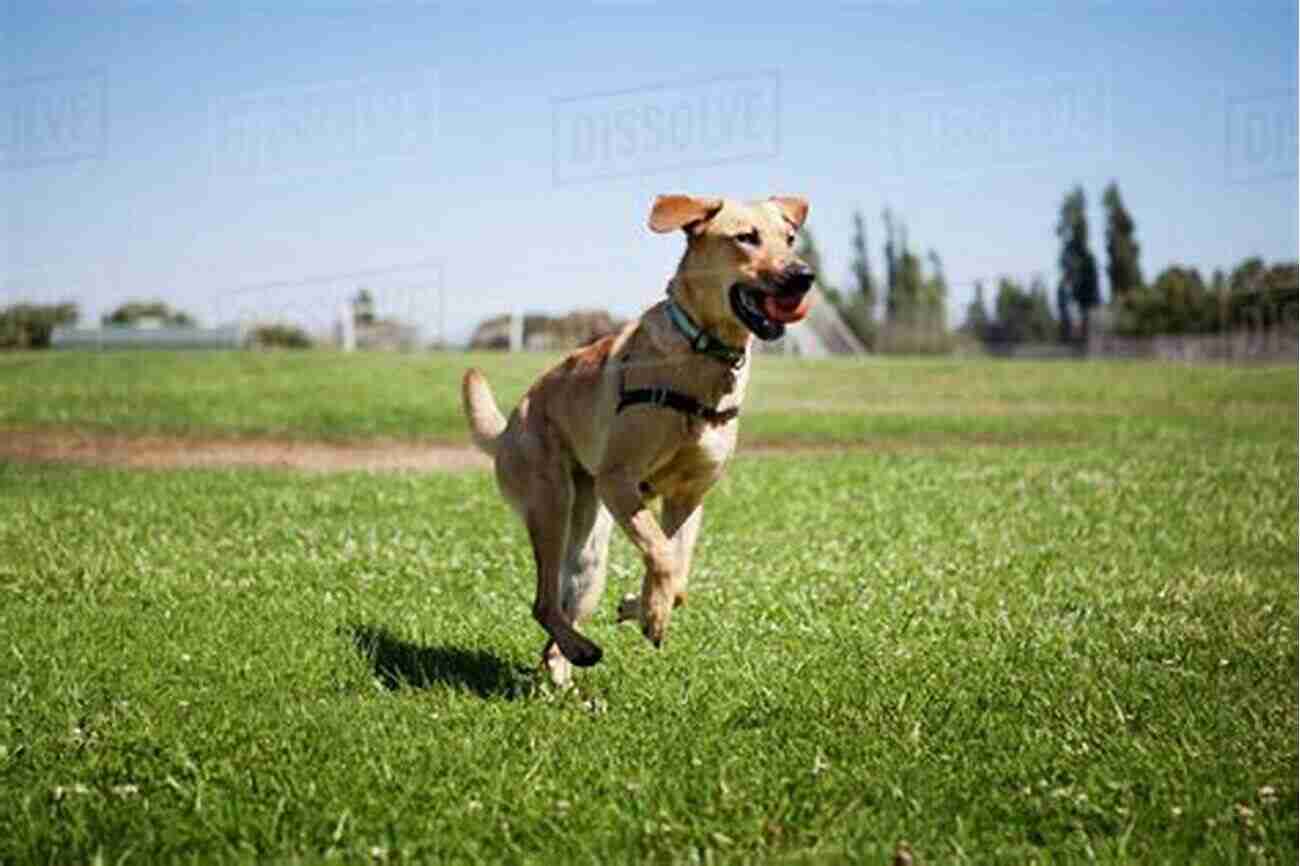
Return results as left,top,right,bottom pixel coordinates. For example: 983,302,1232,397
0,351,1296,863
1,349,1293,446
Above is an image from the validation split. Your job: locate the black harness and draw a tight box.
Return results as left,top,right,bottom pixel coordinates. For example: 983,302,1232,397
615,297,745,426
616,384,740,424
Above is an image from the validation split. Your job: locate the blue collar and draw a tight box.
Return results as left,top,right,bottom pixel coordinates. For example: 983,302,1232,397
665,297,746,369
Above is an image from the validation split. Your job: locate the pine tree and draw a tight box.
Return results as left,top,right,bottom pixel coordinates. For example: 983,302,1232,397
923,250,947,333
896,248,924,326
1056,186,1101,341
1056,282,1074,342
882,208,898,322
849,210,876,321
1102,182,1142,301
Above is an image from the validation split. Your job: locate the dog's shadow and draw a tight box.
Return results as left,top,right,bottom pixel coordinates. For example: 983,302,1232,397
346,624,528,699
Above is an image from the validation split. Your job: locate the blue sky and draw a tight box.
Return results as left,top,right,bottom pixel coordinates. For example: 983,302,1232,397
4,1,1296,343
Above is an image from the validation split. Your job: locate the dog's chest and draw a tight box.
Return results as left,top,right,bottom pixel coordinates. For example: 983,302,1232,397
647,418,738,499
690,418,736,466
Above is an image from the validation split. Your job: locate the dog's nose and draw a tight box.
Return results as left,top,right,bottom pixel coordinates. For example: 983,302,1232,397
781,263,815,296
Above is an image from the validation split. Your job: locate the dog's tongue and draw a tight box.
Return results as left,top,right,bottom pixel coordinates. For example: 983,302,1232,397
763,292,814,324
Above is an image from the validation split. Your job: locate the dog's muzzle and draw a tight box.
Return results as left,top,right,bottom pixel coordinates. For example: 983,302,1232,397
729,263,816,341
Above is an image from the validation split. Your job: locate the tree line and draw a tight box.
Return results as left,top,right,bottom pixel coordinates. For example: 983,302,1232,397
800,208,952,354
810,182,1298,352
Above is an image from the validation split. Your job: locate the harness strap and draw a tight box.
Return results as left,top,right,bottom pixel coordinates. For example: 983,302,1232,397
616,384,740,424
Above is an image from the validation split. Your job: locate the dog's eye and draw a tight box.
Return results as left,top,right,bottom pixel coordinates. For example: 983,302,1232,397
786,232,796,246
734,229,761,246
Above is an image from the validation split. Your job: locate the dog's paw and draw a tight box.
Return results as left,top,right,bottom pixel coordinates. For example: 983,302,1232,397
541,642,573,688
544,656,572,688
639,590,672,649
616,593,641,623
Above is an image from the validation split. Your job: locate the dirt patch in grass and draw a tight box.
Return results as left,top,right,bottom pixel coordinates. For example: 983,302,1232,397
0,429,492,473
0,428,1073,474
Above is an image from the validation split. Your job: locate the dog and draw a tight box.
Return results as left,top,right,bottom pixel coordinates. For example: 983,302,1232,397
461,194,814,685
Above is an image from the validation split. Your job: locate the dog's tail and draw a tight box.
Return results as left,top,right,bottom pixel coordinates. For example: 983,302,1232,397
461,368,507,457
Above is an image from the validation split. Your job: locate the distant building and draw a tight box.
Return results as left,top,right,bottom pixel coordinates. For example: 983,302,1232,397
354,320,420,351
470,310,622,351
51,323,244,350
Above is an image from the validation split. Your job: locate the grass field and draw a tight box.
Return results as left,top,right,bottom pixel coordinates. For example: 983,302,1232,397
0,349,1291,446
0,350,1296,864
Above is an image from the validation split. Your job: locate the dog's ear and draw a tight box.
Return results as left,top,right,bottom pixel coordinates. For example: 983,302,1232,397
648,195,724,234
769,196,810,230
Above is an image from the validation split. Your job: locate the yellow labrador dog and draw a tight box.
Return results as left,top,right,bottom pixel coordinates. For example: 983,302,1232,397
462,194,814,685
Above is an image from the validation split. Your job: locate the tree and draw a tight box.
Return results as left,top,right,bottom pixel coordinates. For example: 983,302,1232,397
352,289,376,326
1117,265,1207,335
882,208,898,322
921,250,948,333
1057,186,1101,341
1228,258,1299,331
1114,258,1298,336
1146,266,1209,334
1056,282,1074,342
1026,276,1058,342
102,300,194,327
1209,268,1229,331
848,210,876,326
1102,182,1142,301
803,216,877,349
988,277,1055,345
895,248,924,325
963,281,990,338
874,212,953,353
250,323,313,349
0,302,79,349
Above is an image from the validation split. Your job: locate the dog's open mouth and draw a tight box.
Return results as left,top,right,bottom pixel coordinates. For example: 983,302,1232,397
729,284,813,341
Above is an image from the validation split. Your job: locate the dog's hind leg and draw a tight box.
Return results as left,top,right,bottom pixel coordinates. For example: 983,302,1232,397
543,472,614,686
565,473,615,625
524,461,603,672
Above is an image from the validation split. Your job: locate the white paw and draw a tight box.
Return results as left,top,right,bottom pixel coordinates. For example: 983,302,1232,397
544,653,572,688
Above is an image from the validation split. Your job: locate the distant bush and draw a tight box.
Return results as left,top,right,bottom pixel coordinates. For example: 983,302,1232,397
1113,259,1298,337
249,324,314,349
102,300,195,327
0,302,79,349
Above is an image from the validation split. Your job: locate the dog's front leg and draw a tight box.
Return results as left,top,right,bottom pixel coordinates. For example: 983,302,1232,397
618,495,703,624
596,470,676,647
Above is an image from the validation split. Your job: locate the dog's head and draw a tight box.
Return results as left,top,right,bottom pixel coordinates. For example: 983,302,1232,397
649,194,815,342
